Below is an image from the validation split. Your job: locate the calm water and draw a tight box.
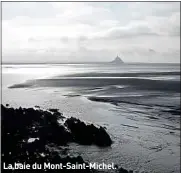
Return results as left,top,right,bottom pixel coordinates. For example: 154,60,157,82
2,63,180,173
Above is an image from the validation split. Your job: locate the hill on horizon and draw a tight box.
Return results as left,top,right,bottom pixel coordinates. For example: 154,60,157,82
110,56,124,64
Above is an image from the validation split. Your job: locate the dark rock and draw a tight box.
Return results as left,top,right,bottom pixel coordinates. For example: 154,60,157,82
49,108,59,112
119,167,129,173
114,164,119,169
65,117,112,147
53,111,65,119
118,167,133,173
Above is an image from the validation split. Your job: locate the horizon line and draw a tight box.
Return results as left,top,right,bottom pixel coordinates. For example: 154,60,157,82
1,61,180,65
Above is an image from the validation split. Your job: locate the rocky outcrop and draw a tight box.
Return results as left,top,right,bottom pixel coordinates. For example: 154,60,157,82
65,117,112,146
1,104,92,172
1,104,132,173
1,105,112,148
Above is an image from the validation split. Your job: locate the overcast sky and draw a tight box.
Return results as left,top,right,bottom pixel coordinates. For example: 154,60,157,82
2,2,180,63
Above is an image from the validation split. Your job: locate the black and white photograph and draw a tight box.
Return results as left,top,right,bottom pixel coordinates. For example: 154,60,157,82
1,1,180,173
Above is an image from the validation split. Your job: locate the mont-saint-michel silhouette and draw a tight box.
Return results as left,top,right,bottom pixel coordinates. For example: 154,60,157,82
110,55,124,64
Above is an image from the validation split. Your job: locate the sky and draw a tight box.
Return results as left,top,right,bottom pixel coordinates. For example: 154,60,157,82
2,2,180,63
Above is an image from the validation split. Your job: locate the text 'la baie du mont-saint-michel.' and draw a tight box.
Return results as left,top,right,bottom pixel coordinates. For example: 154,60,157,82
3,162,117,170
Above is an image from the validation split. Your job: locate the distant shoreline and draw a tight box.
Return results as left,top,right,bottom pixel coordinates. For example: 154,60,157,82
2,62,180,65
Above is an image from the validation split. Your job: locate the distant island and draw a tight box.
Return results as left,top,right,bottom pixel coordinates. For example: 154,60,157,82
110,55,124,64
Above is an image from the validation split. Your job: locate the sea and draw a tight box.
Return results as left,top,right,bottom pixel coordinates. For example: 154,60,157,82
2,63,180,173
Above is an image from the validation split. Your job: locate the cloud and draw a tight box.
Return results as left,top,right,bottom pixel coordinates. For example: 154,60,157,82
92,22,159,40
2,2,180,63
